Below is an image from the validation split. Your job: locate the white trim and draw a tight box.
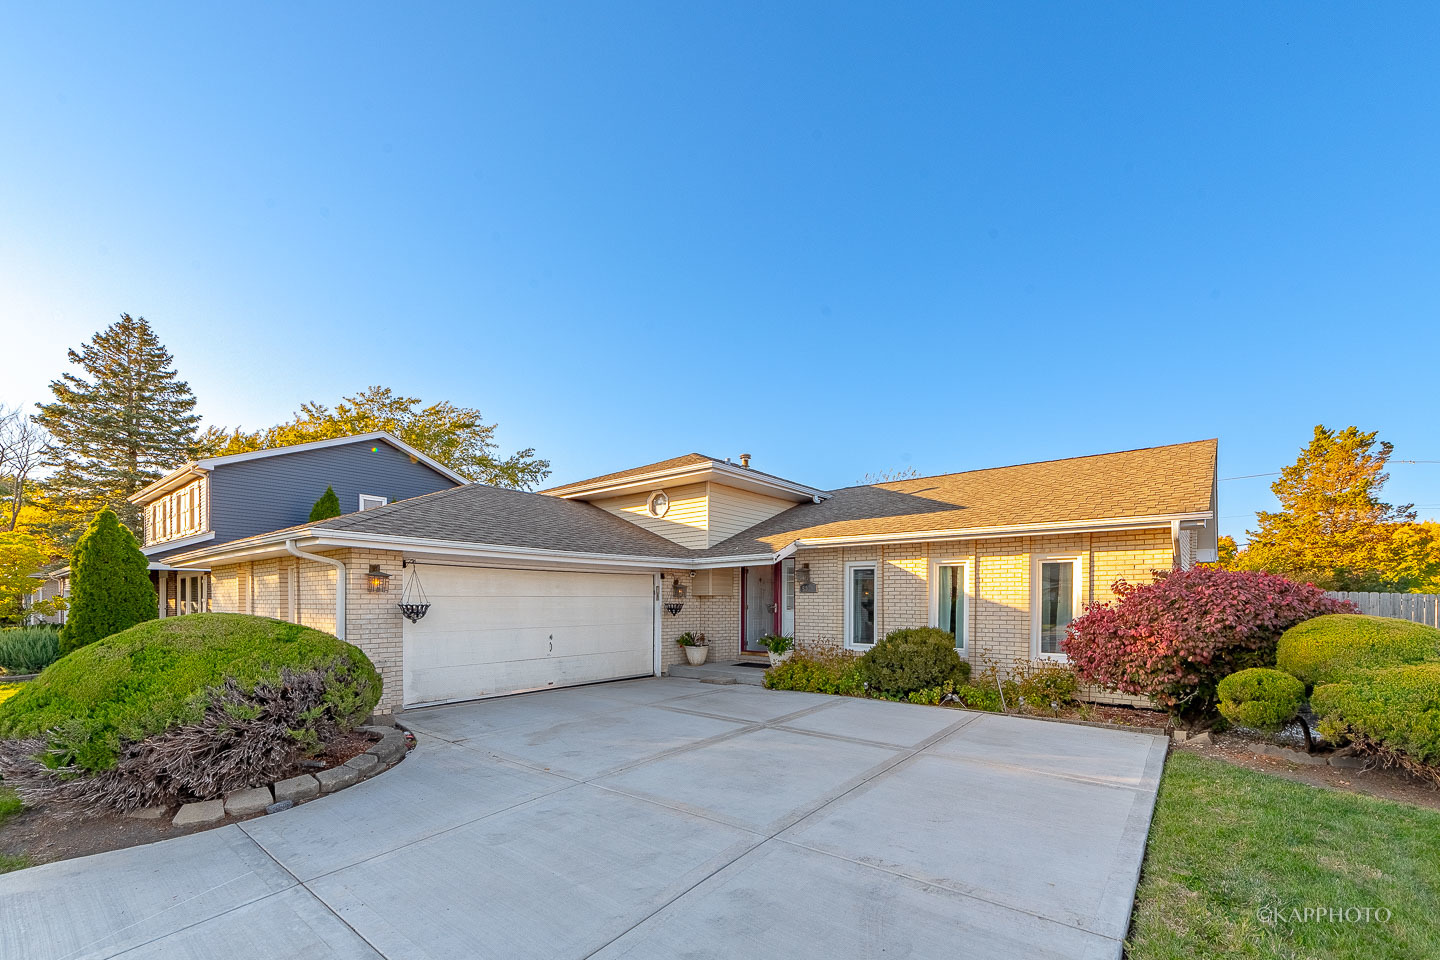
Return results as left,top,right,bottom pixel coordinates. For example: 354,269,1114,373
130,431,468,503
928,558,971,651
142,530,216,555
843,560,879,650
1031,553,1083,661
794,513,1214,549
359,494,389,511
167,511,1207,576
652,573,663,677
547,459,829,504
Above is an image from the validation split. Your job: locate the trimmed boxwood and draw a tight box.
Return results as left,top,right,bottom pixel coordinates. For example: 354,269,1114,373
858,627,971,698
1217,668,1307,732
1311,664,1440,769
1277,615,1440,687
0,612,380,773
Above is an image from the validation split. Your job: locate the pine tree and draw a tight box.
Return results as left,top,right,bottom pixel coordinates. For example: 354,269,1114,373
310,486,342,521
60,508,156,653
35,314,202,543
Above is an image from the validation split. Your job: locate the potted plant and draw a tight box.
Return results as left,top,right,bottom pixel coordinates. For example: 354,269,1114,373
676,631,709,665
757,634,795,667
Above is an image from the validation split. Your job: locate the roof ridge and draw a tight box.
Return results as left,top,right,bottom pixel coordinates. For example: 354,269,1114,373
839,438,1218,492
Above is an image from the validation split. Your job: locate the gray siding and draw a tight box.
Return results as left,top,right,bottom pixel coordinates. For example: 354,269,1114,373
205,441,459,547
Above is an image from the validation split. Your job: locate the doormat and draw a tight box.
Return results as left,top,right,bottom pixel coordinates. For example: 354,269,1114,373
732,661,770,668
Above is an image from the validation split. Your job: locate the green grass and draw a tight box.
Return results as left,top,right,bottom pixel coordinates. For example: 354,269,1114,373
0,785,25,873
1128,751,1440,959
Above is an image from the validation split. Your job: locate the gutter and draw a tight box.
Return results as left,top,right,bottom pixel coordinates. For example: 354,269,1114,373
285,539,346,640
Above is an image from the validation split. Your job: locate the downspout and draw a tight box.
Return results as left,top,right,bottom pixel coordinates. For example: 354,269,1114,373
286,540,346,640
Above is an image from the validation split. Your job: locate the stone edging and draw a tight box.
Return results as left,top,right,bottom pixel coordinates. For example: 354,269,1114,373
154,723,412,827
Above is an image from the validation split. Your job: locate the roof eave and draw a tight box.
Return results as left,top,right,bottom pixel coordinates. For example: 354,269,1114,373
547,460,829,503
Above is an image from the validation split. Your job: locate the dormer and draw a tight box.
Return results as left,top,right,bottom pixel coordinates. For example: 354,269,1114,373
542,453,828,550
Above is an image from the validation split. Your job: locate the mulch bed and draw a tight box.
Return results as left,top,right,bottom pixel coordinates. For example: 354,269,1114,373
0,728,387,870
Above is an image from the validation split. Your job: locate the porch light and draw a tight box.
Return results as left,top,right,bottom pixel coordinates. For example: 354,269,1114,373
366,565,392,593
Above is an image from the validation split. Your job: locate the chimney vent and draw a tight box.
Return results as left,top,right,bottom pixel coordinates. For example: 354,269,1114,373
739,453,751,469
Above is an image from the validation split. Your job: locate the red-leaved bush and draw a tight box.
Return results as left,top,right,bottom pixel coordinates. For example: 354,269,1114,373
1063,566,1353,720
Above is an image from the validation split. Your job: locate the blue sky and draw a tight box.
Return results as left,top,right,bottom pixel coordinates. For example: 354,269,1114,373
3,3,1438,535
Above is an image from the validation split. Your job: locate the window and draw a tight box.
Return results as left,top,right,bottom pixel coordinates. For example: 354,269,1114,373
646,491,670,518
178,574,207,615
359,495,388,511
845,562,877,648
781,557,796,637
932,562,966,649
1033,557,1081,659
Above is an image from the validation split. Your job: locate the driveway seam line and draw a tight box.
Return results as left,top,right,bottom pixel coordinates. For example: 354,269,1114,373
771,835,1121,945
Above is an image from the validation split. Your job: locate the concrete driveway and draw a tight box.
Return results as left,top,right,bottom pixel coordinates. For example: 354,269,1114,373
1,678,1167,960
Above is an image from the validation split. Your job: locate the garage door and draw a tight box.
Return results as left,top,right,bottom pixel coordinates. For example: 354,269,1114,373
401,564,656,707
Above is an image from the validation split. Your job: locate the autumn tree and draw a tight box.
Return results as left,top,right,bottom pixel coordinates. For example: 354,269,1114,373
203,386,550,489
35,315,201,543
1239,425,1440,591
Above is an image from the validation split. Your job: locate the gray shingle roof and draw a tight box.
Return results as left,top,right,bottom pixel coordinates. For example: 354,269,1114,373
313,483,695,558
541,453,715,494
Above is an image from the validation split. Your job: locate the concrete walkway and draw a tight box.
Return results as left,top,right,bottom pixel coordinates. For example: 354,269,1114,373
0,679,1168,960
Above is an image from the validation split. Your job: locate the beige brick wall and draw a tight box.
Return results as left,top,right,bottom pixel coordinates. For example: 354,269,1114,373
660,568,741,671
792,528,1174,705
207,548,404,713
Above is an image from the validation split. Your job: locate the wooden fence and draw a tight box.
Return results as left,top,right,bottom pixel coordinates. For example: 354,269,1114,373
1326,592,1440,626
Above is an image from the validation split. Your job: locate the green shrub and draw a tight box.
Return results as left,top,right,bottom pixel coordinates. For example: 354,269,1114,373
1312,664,1440,769
1278,614,1440,686
0,613,380,773
952,683,1003,711
0,626,62,674
59,508,156,654
764,650,863,695
859,628,971,698
1010,659,1079,710
310,486,342,521
1216,668,1307,732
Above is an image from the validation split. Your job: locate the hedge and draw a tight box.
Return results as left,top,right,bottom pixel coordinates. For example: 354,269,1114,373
1277,614,1440,687
764,651,863,696
1312,664,1440,770
1217,668,1307,732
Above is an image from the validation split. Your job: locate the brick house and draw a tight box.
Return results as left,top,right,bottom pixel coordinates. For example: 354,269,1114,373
170,440,1219,713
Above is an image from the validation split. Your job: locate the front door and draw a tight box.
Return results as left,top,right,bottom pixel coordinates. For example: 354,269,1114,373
742,565,776,653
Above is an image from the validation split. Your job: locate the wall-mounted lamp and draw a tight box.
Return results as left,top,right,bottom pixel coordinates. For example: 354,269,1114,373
366,564,392,594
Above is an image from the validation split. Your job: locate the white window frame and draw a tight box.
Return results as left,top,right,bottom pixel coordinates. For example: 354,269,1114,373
358,494,388,511
843,560,879,650
1031,554,1083,661
928,558,971,651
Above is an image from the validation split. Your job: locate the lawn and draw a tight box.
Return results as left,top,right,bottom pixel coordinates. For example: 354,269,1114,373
1128,751,1440,959
0,785,24,874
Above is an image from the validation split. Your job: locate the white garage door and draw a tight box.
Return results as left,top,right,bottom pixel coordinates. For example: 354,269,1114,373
401,564,656,707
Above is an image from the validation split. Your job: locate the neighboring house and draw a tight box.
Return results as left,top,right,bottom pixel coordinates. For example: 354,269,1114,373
45,432,466,620
170,440,1219,714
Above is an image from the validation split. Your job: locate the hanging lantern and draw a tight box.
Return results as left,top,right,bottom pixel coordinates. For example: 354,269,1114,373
398,560,431,623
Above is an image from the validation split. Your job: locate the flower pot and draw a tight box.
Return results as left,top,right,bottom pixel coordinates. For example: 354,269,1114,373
684,644,709,666
767,649,792,667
